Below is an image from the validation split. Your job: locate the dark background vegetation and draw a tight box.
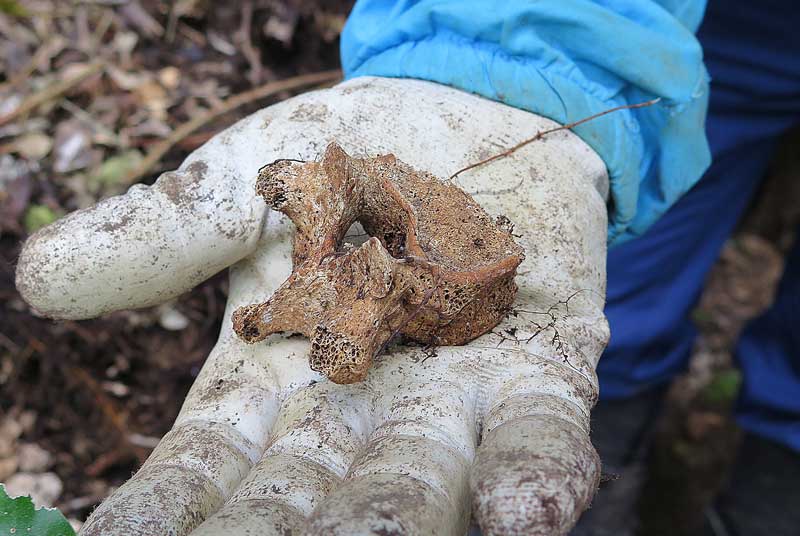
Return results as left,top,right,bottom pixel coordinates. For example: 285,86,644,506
0,0,797,532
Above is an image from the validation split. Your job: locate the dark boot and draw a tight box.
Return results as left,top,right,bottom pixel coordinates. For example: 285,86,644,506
702,433,800,536
571,388,667,536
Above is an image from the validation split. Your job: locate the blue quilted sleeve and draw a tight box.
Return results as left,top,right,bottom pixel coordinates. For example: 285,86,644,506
341,0,711,245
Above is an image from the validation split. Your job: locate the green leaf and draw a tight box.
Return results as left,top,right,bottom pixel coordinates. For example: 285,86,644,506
0,0,28,17
89,150,143,193
689,307,713,326
0,484,75,536
24,205,59,233
701,368,742,406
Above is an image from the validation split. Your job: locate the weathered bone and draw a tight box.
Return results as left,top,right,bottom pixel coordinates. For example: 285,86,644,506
232,143,524,383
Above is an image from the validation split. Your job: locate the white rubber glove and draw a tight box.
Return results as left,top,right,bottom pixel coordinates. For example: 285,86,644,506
16,77,610,536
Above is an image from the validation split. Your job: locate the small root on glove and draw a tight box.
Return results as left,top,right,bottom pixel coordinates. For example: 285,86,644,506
233,143,524,384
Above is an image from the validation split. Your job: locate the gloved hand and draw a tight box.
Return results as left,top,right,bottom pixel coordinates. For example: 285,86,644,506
16,77,610,536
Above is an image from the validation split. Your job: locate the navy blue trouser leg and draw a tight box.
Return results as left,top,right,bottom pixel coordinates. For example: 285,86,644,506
600,140,775,399
600,0,800,451
736,237,800,451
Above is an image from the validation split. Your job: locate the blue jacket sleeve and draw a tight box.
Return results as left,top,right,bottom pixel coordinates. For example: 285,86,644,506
340,0,711,246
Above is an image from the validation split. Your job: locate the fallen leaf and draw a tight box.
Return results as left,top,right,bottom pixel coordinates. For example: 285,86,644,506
208,30,237,56
17,443,53,473
101,381,130,397
0,93,23,117
62,173,97,208
263,16,296,46
112,30,139,63
0,0,28,18
124,117,172,139
0,155,33,234
4,473,64,509
14,132,52,159
106,65,150,91
158,66,181,90
24,205,59,233
0,457,17,481
119,1,164,38
158,302,190,331
89,150,143,194
59,62,95,83
134,80,169,120
53,120,93,173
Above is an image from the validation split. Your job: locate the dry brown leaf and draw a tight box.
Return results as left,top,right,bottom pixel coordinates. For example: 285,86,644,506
157,66,181,90
14,132,52,160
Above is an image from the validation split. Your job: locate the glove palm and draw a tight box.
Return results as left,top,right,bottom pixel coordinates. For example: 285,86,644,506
17,77,609,536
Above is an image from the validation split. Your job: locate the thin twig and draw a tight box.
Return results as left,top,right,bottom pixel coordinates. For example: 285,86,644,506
236,0,263,85
377,266,442,357
0,38,65,93
60,99,122,147
123,69,341,185
450,98,661,180
0,60,105,127
90,9,115,52
377,283,438,357
165,1,179,44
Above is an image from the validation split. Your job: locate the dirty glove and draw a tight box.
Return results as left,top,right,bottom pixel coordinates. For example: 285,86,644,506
16,77,610,535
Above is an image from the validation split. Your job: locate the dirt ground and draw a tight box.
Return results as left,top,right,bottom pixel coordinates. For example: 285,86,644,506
0,0,353,526
0,0,798,532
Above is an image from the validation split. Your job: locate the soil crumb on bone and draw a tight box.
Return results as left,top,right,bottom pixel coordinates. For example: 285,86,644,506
232,143,524,384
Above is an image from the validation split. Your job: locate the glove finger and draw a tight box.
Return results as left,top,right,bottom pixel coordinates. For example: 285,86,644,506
189,380,373,535
79,336,283,536
302,360,476,536
15,110,272,319
470,389,600,536
79,208,316,536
